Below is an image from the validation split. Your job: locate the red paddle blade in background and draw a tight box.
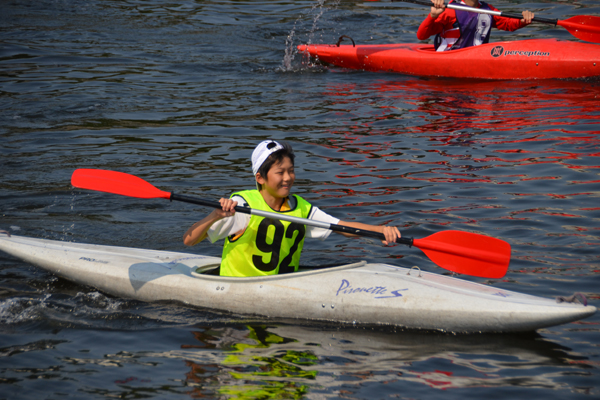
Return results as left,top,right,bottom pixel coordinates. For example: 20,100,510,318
413,231,511,279
558,15,600,43
71,169,171,200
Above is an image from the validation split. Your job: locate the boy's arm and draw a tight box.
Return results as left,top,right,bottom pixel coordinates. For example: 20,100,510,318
492,4,534,31
417,10,456,40
336,221,401,245
417,15,443,40
183,198,237,246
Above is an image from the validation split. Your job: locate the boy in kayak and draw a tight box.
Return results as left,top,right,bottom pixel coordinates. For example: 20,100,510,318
183,140,400,277
417,0,534,51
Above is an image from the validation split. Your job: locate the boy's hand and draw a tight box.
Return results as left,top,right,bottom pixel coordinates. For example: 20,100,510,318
429,0,446,20
521,10,534,25
381,225,401,246
214,198,237,219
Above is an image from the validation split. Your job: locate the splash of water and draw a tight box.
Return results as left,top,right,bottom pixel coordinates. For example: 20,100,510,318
280,0,341,72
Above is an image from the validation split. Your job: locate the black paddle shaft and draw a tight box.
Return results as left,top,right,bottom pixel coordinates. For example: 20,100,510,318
395,0,558,25
171,193,414,247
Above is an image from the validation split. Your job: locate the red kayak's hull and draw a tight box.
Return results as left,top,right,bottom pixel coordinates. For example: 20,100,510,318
297,39,600,80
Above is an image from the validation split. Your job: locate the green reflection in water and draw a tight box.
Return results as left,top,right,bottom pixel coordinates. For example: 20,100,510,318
218,325,319,399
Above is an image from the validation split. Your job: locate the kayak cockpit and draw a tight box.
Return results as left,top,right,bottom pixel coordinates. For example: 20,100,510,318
190,261,368,280
192,263,221,275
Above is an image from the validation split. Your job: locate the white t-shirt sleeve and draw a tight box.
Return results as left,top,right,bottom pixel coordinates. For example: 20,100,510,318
206,195,250,243
306,206,339,240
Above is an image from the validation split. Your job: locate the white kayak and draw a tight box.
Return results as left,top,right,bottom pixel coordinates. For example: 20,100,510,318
0,234,595,333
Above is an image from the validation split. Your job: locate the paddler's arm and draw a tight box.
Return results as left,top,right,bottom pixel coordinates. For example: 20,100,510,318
493,9,535,31
183,198,237,246
336,221,401,246
417,0,453,40
428,0,446,19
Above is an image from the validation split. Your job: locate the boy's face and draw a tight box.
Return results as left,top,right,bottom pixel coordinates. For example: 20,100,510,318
257,156,295,199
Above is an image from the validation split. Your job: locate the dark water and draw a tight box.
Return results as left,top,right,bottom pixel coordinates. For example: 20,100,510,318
1,0,600,398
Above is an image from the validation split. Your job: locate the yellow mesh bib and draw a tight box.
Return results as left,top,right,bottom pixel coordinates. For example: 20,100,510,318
220,190,312,277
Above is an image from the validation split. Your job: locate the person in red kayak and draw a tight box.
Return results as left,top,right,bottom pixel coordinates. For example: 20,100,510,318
417,0,535,51
183,140,400,277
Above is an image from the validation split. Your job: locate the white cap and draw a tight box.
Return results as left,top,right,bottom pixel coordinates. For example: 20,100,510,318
251,140,284,176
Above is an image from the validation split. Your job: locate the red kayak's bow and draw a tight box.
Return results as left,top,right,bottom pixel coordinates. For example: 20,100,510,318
298,39,600,80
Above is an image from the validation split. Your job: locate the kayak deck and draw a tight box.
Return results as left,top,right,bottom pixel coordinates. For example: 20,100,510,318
0,234,595,333
297,39,600,80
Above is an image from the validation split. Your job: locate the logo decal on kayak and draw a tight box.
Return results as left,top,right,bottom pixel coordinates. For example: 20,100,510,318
79,256,109,264
491,45,550,58
491,45,504,57
336,279,407,299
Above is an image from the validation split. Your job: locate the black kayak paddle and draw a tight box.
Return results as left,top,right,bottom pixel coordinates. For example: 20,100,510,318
71,168,512,279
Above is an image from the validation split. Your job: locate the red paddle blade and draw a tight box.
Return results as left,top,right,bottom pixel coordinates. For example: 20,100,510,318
558,15,600,43
71,169,171,200
413,231,511,279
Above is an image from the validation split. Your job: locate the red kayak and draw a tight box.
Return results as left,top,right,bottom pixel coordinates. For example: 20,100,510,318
297,39,600,80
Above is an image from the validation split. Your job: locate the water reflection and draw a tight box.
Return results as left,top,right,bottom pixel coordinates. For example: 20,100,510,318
320,77,600,138
298,78,600,283
176,323,592,397
182,325,317,398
